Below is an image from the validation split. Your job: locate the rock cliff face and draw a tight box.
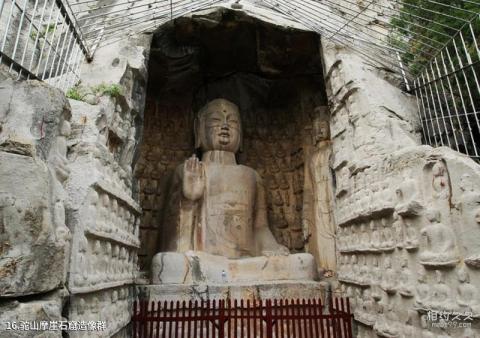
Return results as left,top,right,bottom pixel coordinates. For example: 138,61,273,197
1,3,480,338
323,39,480,337
0,66,70,336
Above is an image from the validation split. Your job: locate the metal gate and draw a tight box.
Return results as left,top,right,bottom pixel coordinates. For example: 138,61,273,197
132,297,353,338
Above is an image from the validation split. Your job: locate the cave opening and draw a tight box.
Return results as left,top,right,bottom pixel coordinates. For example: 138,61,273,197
134,8,329,272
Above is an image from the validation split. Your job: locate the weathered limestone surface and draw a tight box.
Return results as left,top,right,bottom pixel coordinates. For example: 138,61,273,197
139,281,327,304
323,39,480,337
65,36,150,336
0,152,65,296
0,291,64,337
69,286,132,338
151,251,317,285
0,68,71,298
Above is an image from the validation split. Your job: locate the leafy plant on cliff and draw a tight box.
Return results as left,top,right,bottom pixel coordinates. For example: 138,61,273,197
66,86,84,101
92,83,122,98
390,0,480,76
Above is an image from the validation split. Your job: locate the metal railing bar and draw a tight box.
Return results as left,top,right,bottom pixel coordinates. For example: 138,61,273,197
432,57,461,151
17,0,41,78
8,0,29,72
413,13,479,76
424,70,446,146
420,73,439,146
414,78,434,145
0,50,40,79
83,13,168,41
265,0,407,73
410,60,480,91
445,45,479,156
320,0,445,52
27,0,52,76
428,62,452,148
0,0,18,64
327,0,376,39
39,6,61,78
437,51,470,155
452,37,480,134
73,0,156,14
96,0,223,46
76,0,170,22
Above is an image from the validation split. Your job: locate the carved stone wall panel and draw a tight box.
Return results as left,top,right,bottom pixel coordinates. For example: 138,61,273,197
324,37,480,337
67,157,141,294
0,69,72,299
69,286,132,338
334,146,480,337
64,36,149,335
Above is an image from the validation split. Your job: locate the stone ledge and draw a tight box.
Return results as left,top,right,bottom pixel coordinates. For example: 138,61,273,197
85,228,140,249
69,279,134,295
137,281,328,303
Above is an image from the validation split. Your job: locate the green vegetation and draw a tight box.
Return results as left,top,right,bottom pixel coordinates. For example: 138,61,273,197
390,0,480,75
30,23,57,41
92,83,123,98
66,86,84,101
390,0,480,156
65,83,123,102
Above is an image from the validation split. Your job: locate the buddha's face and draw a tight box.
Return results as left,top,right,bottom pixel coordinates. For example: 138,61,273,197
196,99,242,153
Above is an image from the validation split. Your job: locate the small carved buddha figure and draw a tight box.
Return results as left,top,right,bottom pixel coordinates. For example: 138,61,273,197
371,256,381,284
337,255,345,279
362,289,376,324
419,315,436,338
359,223,369,251
404,220,419,250
380,218,395,250
381,256,397,294
86,190,99,231
398,256,414,297
415,266,430,308
359,255,370,284
457,266,480,314
370,220,381,250
351,254,359,281
338,227,345,252
395,177,423,216
392,213,404,249
383,302,401,337
77,236,89,287
419,208,458,266
430,270,452,311
344,255,353,281
432,161,450,200
346,286,357,308
99,194,110,232
92,240,102,283
351,227,360,251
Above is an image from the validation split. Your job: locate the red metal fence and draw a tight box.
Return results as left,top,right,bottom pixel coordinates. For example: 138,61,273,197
132,297,353,338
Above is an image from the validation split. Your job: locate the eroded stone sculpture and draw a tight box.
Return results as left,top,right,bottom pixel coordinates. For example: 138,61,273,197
419,208,459,267
152,99,317,284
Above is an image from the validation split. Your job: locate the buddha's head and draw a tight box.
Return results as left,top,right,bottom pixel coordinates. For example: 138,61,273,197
195,98,242,153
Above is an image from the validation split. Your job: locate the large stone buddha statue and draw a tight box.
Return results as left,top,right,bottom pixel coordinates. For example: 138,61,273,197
151,99,317,284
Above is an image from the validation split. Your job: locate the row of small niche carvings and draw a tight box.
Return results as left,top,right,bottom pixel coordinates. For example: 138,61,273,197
346,265,480,327
338,207,459,268
337,215,419,253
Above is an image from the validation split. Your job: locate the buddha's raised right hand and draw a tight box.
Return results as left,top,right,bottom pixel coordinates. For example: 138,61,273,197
182,155,205,201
